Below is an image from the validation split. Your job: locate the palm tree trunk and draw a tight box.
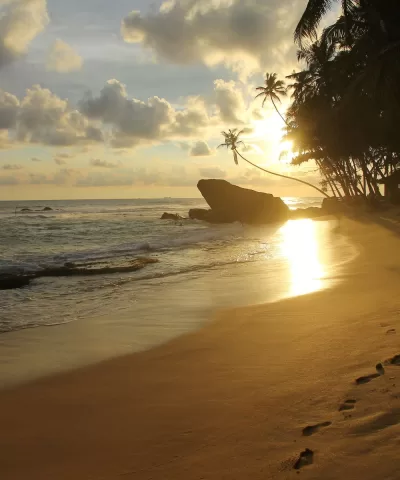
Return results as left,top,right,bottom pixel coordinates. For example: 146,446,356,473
235,150,330,198
271,97,288,126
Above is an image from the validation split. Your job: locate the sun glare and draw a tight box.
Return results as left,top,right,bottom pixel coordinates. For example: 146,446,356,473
279,140,294,164
279,219,325,297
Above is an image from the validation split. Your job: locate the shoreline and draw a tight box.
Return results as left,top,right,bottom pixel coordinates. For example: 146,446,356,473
0,217,354,389
1,216,400,479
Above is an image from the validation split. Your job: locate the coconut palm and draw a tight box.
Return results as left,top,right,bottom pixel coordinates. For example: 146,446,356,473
255,73,288,125
294,0,400,46
294,0,359,45
218,129,330,197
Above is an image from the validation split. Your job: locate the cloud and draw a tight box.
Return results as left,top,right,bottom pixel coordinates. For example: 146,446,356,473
199,166,227,178
17,85,104,146
212,79,245,124
31,156,41,161
80,79,175,147
0,89,19,129
0,0,49,69
121,0,302,74
46,39,83,73
76,171,133,187
30,168,77,185
54,157,66,165
90,158,119,168
80,79,211,147
0,174,19,185
56,152,72,159
190,140,212,157
0,78,251,151
252,109,264,121
2,163,22,170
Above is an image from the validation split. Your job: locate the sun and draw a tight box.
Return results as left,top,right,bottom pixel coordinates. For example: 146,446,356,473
279,140,294,164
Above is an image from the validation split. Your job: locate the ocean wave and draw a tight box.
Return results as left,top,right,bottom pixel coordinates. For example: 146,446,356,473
0,224,243,275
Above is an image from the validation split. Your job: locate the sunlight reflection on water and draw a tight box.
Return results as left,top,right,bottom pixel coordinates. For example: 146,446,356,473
279,219,325,296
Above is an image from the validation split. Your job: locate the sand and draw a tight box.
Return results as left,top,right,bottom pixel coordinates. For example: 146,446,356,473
1,215,400,479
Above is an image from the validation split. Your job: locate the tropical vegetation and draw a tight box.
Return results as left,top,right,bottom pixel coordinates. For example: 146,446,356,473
223,1,400,199
286,0,400,198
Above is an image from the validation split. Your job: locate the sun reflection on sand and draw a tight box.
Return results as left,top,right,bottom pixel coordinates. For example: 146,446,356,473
280,219,325,296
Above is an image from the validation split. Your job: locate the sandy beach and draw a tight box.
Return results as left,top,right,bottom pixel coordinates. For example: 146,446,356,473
1,215,400,479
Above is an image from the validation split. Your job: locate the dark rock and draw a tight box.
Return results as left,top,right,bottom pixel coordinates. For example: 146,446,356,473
188,208,211,221
0,258,159,290
197,179,289,224
161,212,184,221
42,207,53,211
20,208,32,212
0,275,32,290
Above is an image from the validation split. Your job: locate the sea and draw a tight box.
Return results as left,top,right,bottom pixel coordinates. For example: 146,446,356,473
0,197,357,386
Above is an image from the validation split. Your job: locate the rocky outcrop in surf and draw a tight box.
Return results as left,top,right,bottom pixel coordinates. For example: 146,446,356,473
0,258,158,291
161,213,185,221
195,179,289,224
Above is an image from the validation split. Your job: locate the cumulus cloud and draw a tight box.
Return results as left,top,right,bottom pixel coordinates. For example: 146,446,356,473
47,39,83,73
0,0,49,69
2,163,22,170
190,140,212,157
31,156,41,161
0,78,250,151
0,89,19,129
80,79,211,147
80,79,175,147
212,79,246,124
121,0,302,73
199,166,227,178
17,85,104,146
90,158,119,168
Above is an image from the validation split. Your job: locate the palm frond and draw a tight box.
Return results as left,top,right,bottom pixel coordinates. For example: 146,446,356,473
294,0,333,44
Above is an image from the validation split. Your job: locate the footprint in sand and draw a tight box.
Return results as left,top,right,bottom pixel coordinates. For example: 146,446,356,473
386,328,396,335
356,373,381,384
302,421,331,436
385,354,400,366
293,448,314,470
356,364,385,385
339,399,357,411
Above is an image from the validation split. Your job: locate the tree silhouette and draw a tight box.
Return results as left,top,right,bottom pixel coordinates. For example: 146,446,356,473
255,73,288,125
218,129,330,197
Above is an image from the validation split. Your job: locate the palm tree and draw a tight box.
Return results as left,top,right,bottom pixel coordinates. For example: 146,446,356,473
218,129,330,197
294,0,399,46
294,0,358,45
255,73,288,125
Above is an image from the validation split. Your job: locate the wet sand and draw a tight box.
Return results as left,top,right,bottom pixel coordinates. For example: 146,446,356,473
1,216,400,479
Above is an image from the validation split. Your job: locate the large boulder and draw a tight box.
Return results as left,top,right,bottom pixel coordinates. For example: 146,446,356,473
196,179,289,224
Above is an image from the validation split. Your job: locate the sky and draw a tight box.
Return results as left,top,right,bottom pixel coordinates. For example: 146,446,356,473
0,0,333,200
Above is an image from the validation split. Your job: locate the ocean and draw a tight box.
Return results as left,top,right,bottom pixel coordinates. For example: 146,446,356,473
0,197,356,385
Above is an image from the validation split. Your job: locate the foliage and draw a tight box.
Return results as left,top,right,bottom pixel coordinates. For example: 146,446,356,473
285,0,400,197
219,130,329,197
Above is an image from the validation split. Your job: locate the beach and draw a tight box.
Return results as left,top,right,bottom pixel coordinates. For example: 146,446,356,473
1,215,400,479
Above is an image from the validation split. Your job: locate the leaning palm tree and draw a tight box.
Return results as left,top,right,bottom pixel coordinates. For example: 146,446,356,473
255,73,288,125
218,129,330,197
